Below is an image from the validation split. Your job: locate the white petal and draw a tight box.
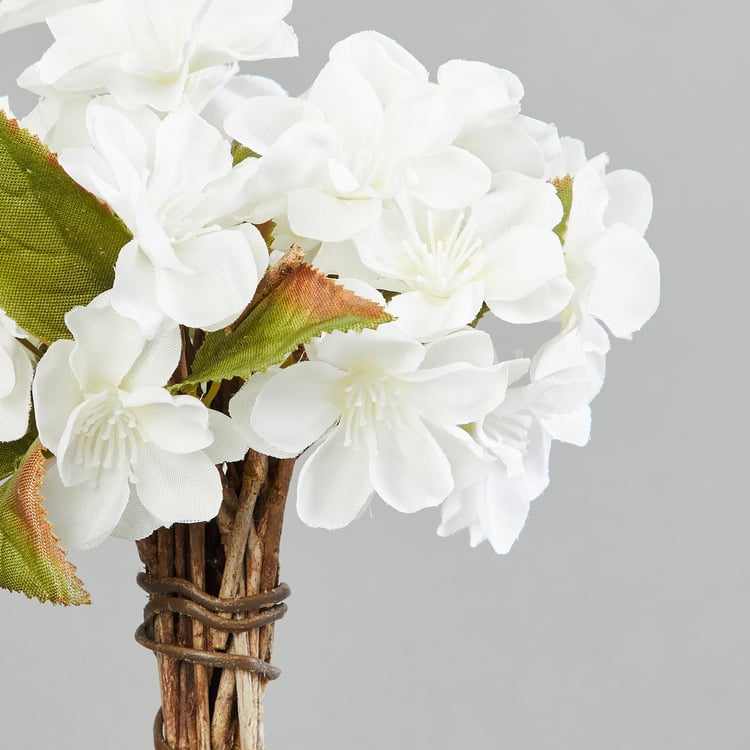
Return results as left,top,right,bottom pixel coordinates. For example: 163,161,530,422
66,302,146,393
458,124,546,178
329,31,428,100
437,488,480,538
229,372,299,459
406,364,507,425
121,324,182,391
487,277,574,324
483,226,567,302
370,415,453,512
135,446,222,526
604,169,653,234
421,328,498,369
387,285,485,340
42,458,130,550
0,330,32,441
250,362,342,453
385,86,462,160
225,95,322,154
32,340,83,453
112,241,168,337
473,174,562,237
148,108,233,200
130,396,213,455
315,327,424,374
307,58,385,153
296,426,373,529
288,189,382,243
112,488,162,541
204,410,249,464
478,466,532,555
565,153,610,249
541,406,591,446
584,225,660,338
427,423,493,491
156,228,262,331
408,146,491,209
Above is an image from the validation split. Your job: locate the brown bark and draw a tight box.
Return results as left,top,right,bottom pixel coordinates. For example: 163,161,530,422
136,451,294,750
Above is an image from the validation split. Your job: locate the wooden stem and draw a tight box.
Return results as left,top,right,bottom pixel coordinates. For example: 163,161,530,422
136,452,294,750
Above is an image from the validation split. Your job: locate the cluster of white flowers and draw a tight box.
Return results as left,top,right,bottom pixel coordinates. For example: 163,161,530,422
0,1,659,553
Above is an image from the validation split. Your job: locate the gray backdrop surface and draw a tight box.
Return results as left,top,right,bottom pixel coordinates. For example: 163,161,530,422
1,0,747,748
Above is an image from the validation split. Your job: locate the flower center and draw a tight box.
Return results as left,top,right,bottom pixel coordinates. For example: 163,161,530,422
339,372,407,449
480,411,533,476
71,394,144,478
402,211,483,296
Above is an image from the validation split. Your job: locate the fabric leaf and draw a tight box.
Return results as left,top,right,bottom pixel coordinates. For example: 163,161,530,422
0,443,90,605
551,174,573,244
0,426,38,482
0,111,132,344
182,254,392,386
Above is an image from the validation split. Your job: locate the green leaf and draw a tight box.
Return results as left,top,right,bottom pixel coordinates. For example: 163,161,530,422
180,252,393,387
0,443,90,605
0,111,132,344
551,174,574,244
232,142,259,166
0,425,38,482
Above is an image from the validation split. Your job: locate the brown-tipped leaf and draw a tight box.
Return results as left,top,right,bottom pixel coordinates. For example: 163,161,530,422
182,256,392,386
0,444,90,605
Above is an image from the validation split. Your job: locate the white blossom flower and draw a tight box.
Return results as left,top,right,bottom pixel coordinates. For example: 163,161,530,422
0,311,33,443
33,296,248,549
23,65,240,152
18,0,297,112
224,31,491,244
439,323,608,554
59,103,268,335
355,174,573,339
230,326,506,529
0,0,93,34
551,137,660,339
437,59,561,180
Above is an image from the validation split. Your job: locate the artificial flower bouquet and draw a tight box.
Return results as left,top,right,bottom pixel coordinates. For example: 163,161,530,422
0,1,659,748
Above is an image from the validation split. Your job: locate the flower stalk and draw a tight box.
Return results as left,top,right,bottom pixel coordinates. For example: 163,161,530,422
136,440,295,750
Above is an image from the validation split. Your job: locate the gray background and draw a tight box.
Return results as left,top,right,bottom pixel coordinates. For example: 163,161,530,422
1,0,748,747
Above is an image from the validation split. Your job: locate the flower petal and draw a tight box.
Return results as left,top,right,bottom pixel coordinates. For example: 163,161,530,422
604,169,652,234
408,146,491,209
370,414,453,512
135,446,222,526
406,363,507,425
148,108,233,200
387,284,485,340
229,371,299,459
307,58,385,153
112,240,168,337
204,410,249,464
478,467,532,555
32,339,82,453
296,426,373,529
584,225,660,338
421,328,497,369
42,458,130,550
287,188,382,243
250,361,342,454
112,487,162,542
66,301,146,393
129,396,213,455
225,95,322,154
156,227,264,331
121,324,182,391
